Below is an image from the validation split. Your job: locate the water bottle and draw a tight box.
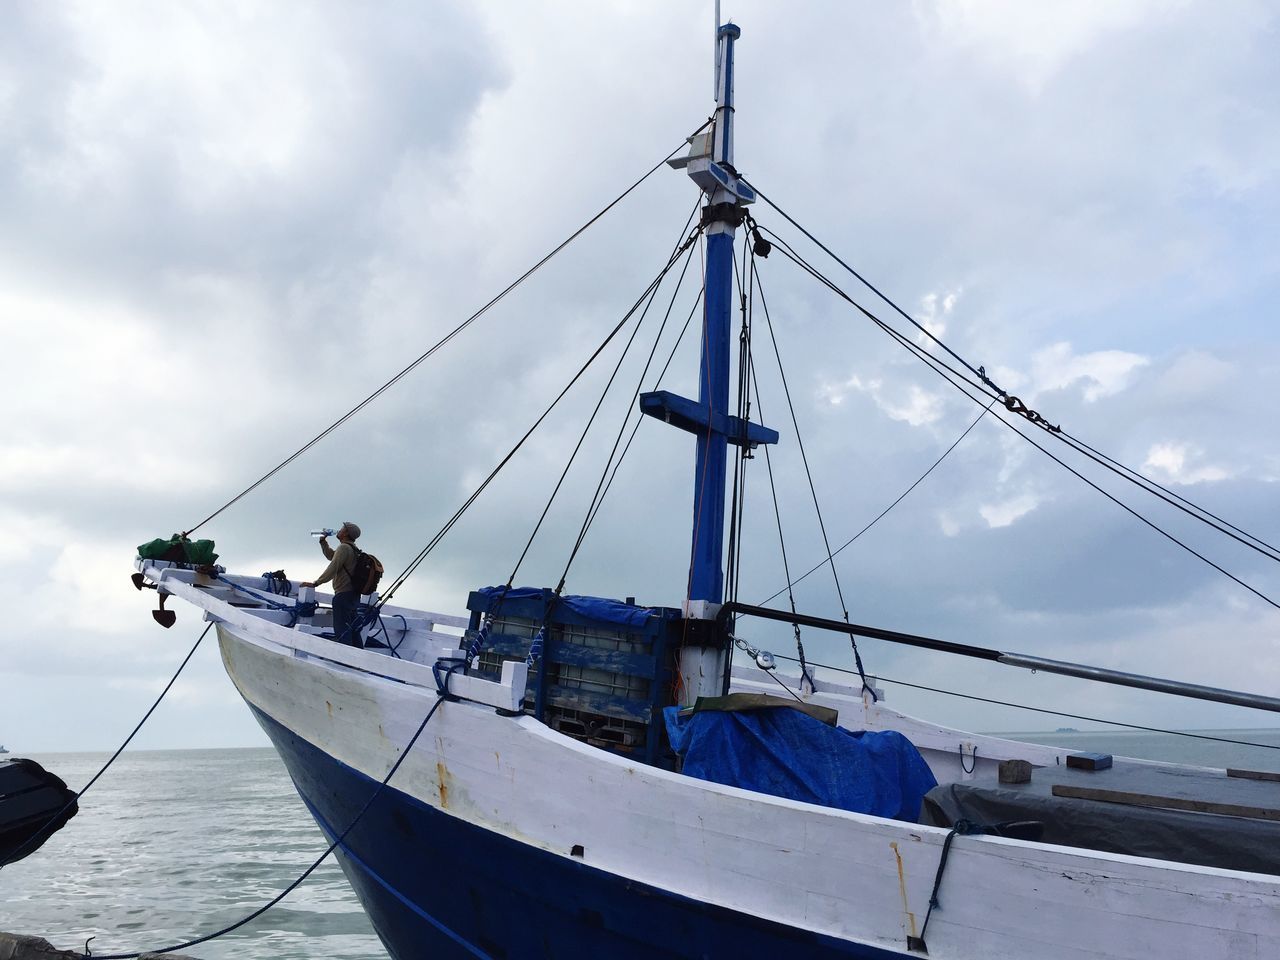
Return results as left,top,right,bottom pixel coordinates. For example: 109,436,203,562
311,528,335,539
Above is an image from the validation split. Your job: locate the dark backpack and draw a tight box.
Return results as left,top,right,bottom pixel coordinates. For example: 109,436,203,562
349,547,384,596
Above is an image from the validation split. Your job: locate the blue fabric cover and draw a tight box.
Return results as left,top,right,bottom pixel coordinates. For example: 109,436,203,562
475,586,657,629
664,705,938,822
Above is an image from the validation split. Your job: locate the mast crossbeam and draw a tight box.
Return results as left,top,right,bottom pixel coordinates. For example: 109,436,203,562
639,390,778,449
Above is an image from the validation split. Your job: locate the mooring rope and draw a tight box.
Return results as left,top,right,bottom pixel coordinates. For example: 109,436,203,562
87,694,454,959
0,624,213,871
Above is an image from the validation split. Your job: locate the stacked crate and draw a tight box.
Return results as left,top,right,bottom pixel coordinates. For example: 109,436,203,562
465,588,682,766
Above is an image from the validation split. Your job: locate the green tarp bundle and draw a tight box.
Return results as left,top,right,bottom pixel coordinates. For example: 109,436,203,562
137,536,218,565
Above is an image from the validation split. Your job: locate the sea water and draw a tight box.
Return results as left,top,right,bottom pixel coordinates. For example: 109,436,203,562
4,730,1280,959
1003,726,1280,770
1,749,381,959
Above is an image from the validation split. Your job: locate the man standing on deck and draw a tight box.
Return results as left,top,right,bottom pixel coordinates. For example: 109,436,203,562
301,521,363,647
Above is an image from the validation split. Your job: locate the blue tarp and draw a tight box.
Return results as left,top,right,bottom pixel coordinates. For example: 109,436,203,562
664,705,938,822
474,585,658,629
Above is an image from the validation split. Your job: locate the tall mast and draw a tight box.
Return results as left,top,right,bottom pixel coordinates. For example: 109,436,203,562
641,19,776,700
689,21,742,606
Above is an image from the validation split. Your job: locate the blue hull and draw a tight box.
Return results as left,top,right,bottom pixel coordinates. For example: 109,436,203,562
250,704,907,960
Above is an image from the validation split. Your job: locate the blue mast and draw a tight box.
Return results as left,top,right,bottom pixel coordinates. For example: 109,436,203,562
641,22,776,612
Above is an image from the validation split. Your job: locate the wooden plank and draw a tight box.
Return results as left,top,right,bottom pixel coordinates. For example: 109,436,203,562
421,612,471,629
1052,783,1280,822
442,659,528,712
549,643,658,678
152,573,444,690
544,685,651,723
485,637,533,657
486,636,653,675
1227,767,1280,782
422,630,465,646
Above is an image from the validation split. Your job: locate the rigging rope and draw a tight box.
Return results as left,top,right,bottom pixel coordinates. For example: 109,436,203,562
748,247,872,696
471,225,711,670
476,220,702,656
743,179,1000,393
763,232,1280,612
506,208,703,595
0,624,213,871
761,664,807,703
735,246,819,692
554,210,706,593
724,233,754,631
871,310,1280,613
1056,428,1280,560
752,390,816,694
581,269,705,537
771,653,1280,753
760,398,997,606
376,230,704,608
89,695,453,960
181,126,710,539
1049,426,1280,563
213,574,299,621
744,185,1280,568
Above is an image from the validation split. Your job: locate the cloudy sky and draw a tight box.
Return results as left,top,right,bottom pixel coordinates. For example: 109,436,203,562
3,1,1278,752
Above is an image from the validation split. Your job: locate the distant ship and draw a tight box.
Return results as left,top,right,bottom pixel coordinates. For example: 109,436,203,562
0,746,8,754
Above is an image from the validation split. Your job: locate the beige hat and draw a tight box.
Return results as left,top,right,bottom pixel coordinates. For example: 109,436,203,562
341,521,362,540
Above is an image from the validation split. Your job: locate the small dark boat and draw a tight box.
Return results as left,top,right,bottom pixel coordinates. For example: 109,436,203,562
0,758,78,864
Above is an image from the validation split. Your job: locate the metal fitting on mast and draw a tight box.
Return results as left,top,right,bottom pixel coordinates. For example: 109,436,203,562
667,24,756,217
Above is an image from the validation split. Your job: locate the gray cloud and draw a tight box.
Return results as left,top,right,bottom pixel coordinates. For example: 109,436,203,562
3,1,1279,750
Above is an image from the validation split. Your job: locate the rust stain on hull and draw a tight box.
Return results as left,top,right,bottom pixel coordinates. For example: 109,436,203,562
890,841,918,938
436,761,450,809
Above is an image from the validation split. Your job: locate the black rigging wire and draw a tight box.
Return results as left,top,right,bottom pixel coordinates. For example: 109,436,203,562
760,398,997,606
89,185,708,958
745,186,1280,568
0,624,213,871
763,235,1280,612
724,234,754,618
760,666,807,704
743,178,994,393
751,255,852,617
736,242,819,691
90,696,449,960
865,303,1280,613
506,205,703,591
181,128,709,538
376,231,704,607
770,653,1280,753
749,248,874,693
747,227,1280,616
1051,427,1280,563
1059,429,1280,557
555,208,705,590
1059,427,1280,555
581,263,705,537
750,366,815,691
